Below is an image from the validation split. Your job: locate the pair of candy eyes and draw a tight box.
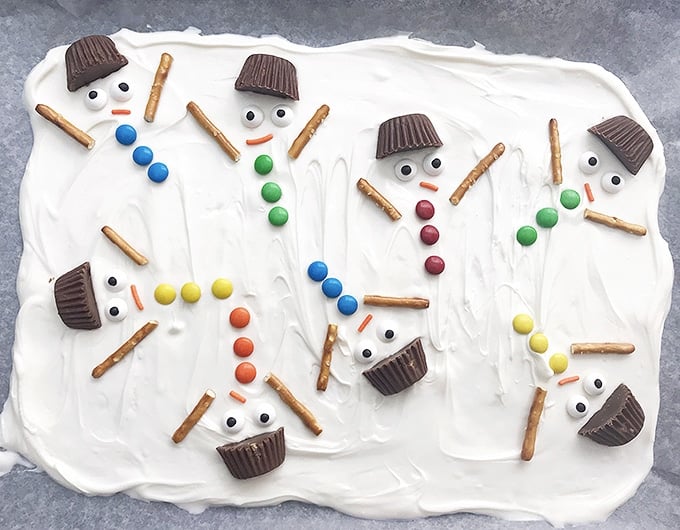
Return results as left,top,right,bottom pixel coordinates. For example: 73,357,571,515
578,151,625,194
224,403,276,433
566,373,606,418
394,154,444,181
102,270,129,322
241,104,294,128
354,321,399,364
84,81,133,110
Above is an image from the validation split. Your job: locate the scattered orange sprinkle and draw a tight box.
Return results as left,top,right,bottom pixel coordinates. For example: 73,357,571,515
246,133,273,145
558,375,580,386
111,109,131,115
229,307,251,328
584,182,594,202
357,313,373,333
419,181,439,191
235,362,257,384
229,390,247,403
233,337,254,357
130,284,144,310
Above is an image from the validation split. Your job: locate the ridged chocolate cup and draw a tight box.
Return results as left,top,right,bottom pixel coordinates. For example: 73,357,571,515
578,383,645,446
235,54,299,100
54,262,101,330
376,113,442,159
65,35,128,92
216,427,285,479
588,115,653,175
363,338,428,395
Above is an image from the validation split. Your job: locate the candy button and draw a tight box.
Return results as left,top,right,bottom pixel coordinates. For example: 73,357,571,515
233,337,254,357
132,146,153,166
529,333,549,353
148,162,169,183
322,278,343,298
229,307,251,328
154,283,176,305
254,154,273,175
180,282,201,303
560,189,581,210
549,353,568,374
268,206,288,226
261,182,282,203
424,255,445,275
337,294,358,315
516,226,537,246
536,207,558,228
211,278,233,299
415,199,435,220
235,362,257,384
420,225,440,245
115,124,137,145
307,261,328,282
512,314,534,334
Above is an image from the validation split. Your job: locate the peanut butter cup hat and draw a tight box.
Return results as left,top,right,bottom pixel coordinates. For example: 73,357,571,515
363,338,428,395
235,54,299,100
216,427,286,479
376,113,443,159
54,262,101,330
578,383,645,446
588,116,653,175
65,35,128,92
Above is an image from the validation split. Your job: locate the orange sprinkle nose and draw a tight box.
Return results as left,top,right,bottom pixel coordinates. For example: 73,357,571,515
111,109,131,115
235,362,257,384
229,390,247,403
233,337,254,357
246,133,273,145
229,307,251,328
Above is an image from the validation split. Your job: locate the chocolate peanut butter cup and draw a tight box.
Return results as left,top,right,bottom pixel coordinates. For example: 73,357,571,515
578,383,644,446
235,54,299,100
376,114,442,159
216,427,285,479
65,35,128,92
588,115,653,175
54,262,101,330
363,338,428,395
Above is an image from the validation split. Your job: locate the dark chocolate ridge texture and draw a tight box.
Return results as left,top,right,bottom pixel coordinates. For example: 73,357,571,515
376,113,443,159
216,427,286,479
65,35,128,92
588,115,653,175
235,54,299,100
578,383,645,446
54,261,101,330
363,337,428,395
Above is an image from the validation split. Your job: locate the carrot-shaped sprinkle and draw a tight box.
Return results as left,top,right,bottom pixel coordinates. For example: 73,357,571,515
92,320,158,378
419,181,439,191
229,390,247,403
264,372,322,436
130,284,144,310
111,109,131,115
246,133,273,145
584,182,594,202
450,142,505,205
558,375,580,386
521,387,547,461
357,313,373,333
171,389,216,443
316,324,338,391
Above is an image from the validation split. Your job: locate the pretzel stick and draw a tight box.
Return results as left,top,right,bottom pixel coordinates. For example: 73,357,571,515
356,178,401,221
35,104,94,149
92,320,158,378
101,225,149,266
521,387,546,461
570,342,635,355
171,389,216,443
316,324,338,391
363,295,429,309
288,104,330,159
450,142,505,205
186,101,241,162
144,53,173,123
549,118,562,185
583,209,647,236
264,372,322,436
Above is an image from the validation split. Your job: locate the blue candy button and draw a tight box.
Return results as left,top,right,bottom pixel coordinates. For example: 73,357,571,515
307,261,328,282
132,146,153,166
337,295,358,315
115,124,137,145
321,278,342,298
147,162,169,183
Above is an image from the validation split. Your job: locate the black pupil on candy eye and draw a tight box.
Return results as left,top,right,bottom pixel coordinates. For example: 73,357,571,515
109,307,119,317
611,175,621,185
362,349,372,358
226,417,237,427
576,402,586,413
88,90,97,100
107,277,117,287
431,158,441,169
276,109,286,118
401,165,412,176
260,413,270,424
118,82,129,92
594,379,602,388
384,330,395,339
588,157,597,166
246,111,255,121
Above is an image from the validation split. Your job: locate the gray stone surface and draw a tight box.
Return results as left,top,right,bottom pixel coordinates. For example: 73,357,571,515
0,0,678,528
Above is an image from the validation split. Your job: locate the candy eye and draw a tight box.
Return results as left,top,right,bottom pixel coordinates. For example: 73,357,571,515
253,402,276,426
84,88,107,110
422,153,444,176
578,151,600,174
601,172,625,193
223,409,246,433
376,320,398,343
104,298,128,322
354,339,377,364
583,373,606,396
566,395,589,418
241,105,264,128
103,270,128,292
271,105,294,127
110,81,133,102
394,159,417,182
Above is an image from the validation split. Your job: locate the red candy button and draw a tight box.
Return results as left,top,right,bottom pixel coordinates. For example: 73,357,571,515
415,200,435,220
425,255,445,275
420,225,440,245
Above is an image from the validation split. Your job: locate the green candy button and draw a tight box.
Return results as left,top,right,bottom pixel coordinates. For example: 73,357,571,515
536,207,558,228
517,225,537,246
254,154,273,175
261,182,282,203
268,206,289,226
560,189,581,210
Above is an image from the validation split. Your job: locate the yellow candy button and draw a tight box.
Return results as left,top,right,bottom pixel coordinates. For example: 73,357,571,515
549,353,568,374
512,313,534,334
211,278,233,299
154,283,176,305
529,333,548,354
181,282,201,303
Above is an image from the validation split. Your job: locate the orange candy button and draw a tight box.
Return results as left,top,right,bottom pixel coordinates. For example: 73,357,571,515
229,307,250,328
235,362,257,384
233,337,254,357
